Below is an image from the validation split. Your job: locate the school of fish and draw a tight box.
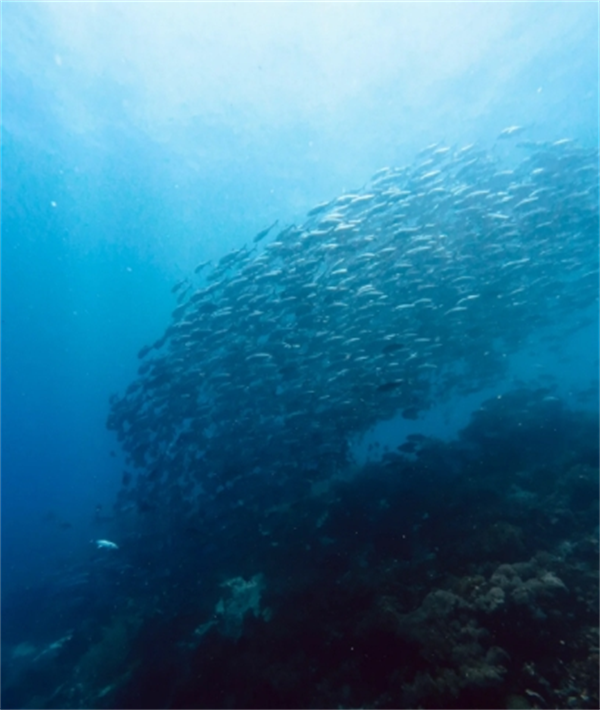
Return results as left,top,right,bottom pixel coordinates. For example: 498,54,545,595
107,135,599,520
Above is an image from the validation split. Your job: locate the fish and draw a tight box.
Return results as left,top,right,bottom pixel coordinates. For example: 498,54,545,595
194,260,211,275
171,279,188,294
253,220,279,243
104,135,599,521
498,125,526,139
94,539,119,550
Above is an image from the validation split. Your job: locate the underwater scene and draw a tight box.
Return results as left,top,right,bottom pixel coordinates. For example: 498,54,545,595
2,4,598,709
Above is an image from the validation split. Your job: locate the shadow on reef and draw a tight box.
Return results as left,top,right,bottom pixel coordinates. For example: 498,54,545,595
2,388,598,709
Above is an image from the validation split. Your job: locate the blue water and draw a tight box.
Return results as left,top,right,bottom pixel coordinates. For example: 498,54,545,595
2,4,598,709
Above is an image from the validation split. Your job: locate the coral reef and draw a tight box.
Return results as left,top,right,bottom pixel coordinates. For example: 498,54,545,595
3,390,597,708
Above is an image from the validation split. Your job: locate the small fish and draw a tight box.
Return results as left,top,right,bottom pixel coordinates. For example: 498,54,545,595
307,202,332,217
171,279,188,294
137,344,152,359
253,220,279,243
498,125,525,139
94,539,119,550
194,260,211,275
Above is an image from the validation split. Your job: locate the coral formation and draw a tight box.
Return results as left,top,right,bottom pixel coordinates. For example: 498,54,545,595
3,390,597,708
